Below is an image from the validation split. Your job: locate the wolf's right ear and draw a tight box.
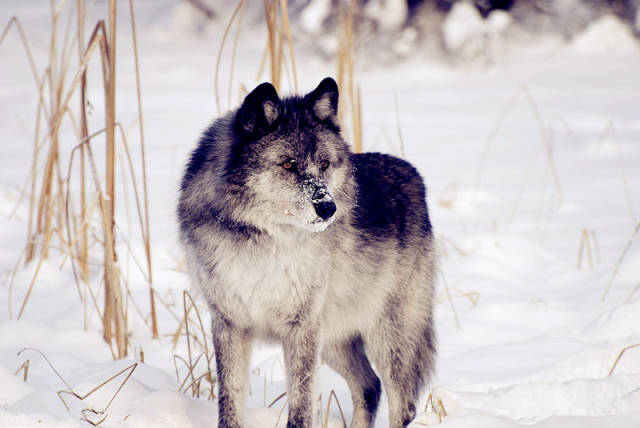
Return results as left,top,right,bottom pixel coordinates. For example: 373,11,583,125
306,77,339,124
236,82,282,137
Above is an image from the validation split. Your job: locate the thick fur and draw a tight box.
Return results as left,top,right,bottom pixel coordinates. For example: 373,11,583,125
177,77,437,428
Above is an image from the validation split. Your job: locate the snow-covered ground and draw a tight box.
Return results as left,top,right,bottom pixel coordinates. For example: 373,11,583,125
1,1,640,427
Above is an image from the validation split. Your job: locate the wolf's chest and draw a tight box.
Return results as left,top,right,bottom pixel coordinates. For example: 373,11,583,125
211,240,327,331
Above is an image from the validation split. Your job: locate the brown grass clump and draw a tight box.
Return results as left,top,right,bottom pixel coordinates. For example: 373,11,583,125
2,0,158,358
171,291,216,400
422,392,448,423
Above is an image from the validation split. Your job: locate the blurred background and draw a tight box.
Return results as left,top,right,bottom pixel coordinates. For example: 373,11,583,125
1,1,639,427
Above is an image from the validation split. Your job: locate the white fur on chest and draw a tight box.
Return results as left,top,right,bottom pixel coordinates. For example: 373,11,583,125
207,234,327,334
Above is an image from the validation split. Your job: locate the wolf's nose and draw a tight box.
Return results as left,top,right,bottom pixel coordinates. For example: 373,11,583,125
314,201,336,220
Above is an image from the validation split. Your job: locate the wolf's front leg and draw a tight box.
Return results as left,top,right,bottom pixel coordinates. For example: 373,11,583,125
212,313,252,428
283,326,318,428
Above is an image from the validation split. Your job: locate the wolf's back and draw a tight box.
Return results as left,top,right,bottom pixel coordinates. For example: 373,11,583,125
350,152,432,245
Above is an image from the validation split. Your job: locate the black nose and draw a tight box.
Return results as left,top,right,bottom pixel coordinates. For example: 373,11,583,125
314,201,336,220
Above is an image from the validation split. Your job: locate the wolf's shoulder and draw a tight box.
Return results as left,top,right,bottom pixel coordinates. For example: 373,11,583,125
350,152,432,240
181,116,235,190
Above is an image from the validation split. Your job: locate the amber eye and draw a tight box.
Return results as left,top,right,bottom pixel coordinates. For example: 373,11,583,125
320,160,330,170
282,160,295,171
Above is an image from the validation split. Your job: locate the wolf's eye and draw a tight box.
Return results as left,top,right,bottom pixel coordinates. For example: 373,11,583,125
320,160,330,171
282,160,296,172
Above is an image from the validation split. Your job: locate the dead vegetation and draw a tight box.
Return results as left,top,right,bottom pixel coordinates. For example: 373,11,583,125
16,347,137,426
171,290,216,400
1,0,157,358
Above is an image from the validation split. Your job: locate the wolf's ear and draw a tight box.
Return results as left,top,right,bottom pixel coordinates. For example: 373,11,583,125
306,77,339,123
237,82,282,137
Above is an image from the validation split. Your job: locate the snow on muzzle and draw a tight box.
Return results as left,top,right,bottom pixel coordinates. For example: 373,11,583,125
309,181,336,221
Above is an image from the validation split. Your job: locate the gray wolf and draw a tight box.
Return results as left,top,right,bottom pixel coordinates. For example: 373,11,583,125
177,77,437,428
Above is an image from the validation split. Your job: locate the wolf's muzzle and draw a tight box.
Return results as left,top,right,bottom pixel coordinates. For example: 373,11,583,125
313,201,336,220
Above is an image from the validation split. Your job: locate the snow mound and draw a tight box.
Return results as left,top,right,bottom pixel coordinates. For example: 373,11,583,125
569,14,640,56
363,0,408,32
0,366,34,405
442,2,486,55
300,0,332,34
441,2,512,61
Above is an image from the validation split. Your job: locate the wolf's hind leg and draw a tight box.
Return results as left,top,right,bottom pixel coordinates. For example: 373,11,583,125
212,314,252,428
367,322,434,428
322,336,381,428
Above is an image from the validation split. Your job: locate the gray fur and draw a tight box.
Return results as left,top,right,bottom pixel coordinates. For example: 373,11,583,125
177,77,437,428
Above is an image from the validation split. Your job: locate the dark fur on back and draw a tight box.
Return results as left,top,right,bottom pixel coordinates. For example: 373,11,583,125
177,78,436,428
352,153,432,244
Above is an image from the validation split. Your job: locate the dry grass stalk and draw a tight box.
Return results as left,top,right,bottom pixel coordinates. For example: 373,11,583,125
57,362,138,426
440,270,460,330
336,0,362,153
524,88,563,204
438,234,467,257
14,359,30,382
18,347,74,389
183,292,197,395
608,343,640,376
589,229,600,265
439,288,480,307
613,134,637,223
274,394,288,427
76,0,89,284
264,0,281,91
127,0,158,338
64,130,112,331
602,220,640,301
0,17,40,86
278,0,298,92
25,74,48,265
322,389,347,428
17,231,54,319
505,147,541,226
7,248,26,319
214,0,246,114
268,391,287,408
422,392,433,412
172,291,216,399
33,3,63,262
101,0,127,359
422,392,448,423
594,120,613,152
354,84,363,152
625,280,640,303
473,88,523,191
215,0,297,108
227,0,246,109
438,182,459,209
577,228,594,270
257,0,298,94
0,17,49,266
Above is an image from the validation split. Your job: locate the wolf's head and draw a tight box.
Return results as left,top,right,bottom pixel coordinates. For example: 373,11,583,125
225,77,353,233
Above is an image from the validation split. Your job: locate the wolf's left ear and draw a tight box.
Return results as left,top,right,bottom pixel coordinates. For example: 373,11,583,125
237,82,282,137
306,77,339,123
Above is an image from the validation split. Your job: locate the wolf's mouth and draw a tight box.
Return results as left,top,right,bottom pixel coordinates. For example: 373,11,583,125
304,218,332,232
280,201,335,232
